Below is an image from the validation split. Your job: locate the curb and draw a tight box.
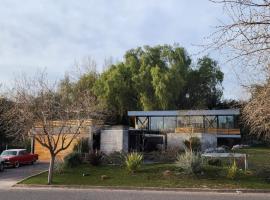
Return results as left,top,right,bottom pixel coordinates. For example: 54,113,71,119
14,184,270,193
14,170,48,186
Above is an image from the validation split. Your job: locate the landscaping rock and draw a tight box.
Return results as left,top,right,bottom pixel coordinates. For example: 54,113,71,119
101,175,110,180
232,144,249,150
163,170,172,177
82,173,90,177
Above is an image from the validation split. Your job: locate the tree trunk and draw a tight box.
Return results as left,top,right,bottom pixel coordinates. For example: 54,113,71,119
48,154,55,185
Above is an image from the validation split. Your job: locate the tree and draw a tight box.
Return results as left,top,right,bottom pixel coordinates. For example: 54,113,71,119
209,1,270,140
242,80,270,142
12,73,104,184
209,0,270,67
0,98,13,151
0,98,28,151
94,63,138,120
184,57,224,109
93,45,224,119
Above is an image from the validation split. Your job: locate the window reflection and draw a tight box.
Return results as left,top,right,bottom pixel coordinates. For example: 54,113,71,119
190,116,204,128
164,117,177,130
150,117,164,131
218,116,234,129
177,116,190,127
135,114,238,132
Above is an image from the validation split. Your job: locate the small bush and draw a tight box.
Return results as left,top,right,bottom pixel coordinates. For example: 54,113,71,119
184,137,201,152
144,148,183,163
64,152,82,168
208,158,222,167
227,160,238,180
125,152,143,173
54,160,65,174
103,151,127,166
176,150,202,175
89,151,103,166
73,138,89,153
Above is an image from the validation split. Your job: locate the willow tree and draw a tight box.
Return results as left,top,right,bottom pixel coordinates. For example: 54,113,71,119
94,44,223,119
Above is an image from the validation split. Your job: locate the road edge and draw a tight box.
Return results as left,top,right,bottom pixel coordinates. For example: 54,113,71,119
14,184,270,193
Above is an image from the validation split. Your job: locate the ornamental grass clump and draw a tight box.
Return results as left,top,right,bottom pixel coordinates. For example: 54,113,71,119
125,152,143,173
176,150,202,175
227,160,238,180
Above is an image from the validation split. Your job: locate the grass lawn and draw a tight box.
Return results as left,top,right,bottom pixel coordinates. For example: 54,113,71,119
21,147,270,189
235,147,270,170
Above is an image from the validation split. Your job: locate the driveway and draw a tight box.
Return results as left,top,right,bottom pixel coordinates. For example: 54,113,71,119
0,162,48,188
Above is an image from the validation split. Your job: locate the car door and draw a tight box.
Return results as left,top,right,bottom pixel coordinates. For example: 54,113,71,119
24,151,32,163
18,150,25,164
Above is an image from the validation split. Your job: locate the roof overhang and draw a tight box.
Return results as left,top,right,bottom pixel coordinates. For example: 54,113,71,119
128,109,240,117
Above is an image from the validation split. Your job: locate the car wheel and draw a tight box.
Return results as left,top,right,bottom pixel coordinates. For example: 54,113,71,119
0,163,4,172
14,161,20,168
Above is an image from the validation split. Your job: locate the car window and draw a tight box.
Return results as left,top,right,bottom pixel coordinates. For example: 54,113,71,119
19,150,27,155
1,151,17,156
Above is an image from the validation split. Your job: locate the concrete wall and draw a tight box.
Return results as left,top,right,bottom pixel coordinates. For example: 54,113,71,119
100,126,129,154
166,132,217,151
201,133,217,150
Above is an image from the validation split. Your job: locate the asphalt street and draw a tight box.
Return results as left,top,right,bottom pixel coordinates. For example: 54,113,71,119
0,188,270,200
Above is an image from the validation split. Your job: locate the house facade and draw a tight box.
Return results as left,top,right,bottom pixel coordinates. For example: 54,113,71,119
127,109,240,151
30,109,241,158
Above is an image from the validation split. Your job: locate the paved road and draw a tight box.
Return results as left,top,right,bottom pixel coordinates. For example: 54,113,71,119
0,162,48,188
0,188,270,200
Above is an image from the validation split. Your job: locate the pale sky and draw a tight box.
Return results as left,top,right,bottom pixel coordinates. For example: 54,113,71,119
0,0,249,100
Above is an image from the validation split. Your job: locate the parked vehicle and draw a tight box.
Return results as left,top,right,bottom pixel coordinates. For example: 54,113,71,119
0,157,5,172
0,149,38,168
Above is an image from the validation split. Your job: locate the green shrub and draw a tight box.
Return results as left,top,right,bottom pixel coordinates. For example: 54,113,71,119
73,138,89,153
144,148,183,163
176,150,202,175
208,158,222,166
64,152,82,168
125,152,143,173
89,151,103,166
103,151,127,166
227,160,238,180
184,137,201,152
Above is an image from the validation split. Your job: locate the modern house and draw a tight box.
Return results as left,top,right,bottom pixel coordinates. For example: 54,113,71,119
100,109,241,153
127,109,241,151
30,109,241,160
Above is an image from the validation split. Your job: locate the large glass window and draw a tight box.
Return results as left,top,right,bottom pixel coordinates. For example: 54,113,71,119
164,117,177,131
177,116,190,128
190,116,204,128
150,117,164,131
218,116,234,129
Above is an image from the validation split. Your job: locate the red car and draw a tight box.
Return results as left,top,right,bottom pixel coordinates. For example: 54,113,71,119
0,149,38,168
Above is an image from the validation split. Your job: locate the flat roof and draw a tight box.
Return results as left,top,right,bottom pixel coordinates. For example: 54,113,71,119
128,109,240,117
